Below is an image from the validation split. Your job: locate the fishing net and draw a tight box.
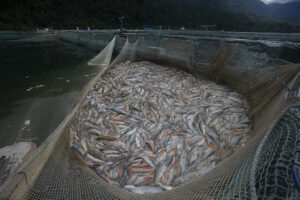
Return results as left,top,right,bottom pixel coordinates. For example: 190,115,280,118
1,33,300,200
250,105,300,200
87,36,116,66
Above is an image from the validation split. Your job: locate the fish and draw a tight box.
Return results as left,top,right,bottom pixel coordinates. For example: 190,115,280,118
127,186,164,194
230,136,242,146
188,146,198,166
173,172,198,186
199,122,206,134
70,61,250,193
180,151,187,173
157,183,174,191
142,156,156,169
96,135,118,141
88,129,103,136
111,107,128,116
80,139,88,152
154,164,167,184
154,148,166,161
166,166,177,185
88,149,106,161
123,185,144,194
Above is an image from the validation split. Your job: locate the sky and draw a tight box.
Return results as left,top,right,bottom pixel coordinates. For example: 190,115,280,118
261,0,300,4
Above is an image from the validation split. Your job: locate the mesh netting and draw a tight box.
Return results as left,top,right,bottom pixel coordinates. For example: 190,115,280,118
251,105,300,200
0,34,300,200
87,36,116,66
24,131,134,200
288,74,300,99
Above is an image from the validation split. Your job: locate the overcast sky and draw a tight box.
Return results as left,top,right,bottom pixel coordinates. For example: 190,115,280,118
261,0,300,4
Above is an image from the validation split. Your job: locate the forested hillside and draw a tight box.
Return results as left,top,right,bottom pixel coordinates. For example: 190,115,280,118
268,2,300,25
0,0,299,32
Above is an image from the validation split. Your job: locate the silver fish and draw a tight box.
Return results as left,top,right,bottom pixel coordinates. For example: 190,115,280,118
70,61,250,193
155,164,167,184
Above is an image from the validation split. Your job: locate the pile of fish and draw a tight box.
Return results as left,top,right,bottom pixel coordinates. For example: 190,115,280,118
70,61,250,194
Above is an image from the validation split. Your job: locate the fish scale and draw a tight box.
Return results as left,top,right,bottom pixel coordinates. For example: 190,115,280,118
70,61,250,194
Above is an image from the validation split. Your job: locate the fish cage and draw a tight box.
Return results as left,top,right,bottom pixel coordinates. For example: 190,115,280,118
0,33,300,200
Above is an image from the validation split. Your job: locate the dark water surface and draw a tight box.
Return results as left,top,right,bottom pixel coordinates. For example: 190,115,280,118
0,33,98,148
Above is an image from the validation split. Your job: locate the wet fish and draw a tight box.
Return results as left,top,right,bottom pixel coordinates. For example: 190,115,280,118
125,185,164,194
88,129,103,136
155,164,167,184
70,61,250,194
96,135,118,141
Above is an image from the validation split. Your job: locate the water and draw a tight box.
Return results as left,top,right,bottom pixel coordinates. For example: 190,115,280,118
0,32,99,148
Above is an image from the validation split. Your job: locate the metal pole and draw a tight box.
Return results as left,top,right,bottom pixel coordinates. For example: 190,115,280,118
119,16,124,31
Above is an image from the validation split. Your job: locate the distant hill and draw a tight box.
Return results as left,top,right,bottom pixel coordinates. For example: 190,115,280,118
267,2,300,25
222,0,267,14
0,0,299,32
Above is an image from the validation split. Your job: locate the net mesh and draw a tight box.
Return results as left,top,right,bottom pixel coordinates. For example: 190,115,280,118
88,36,116,66
288,74,300,99
1,33,300,200
252,105,300,200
